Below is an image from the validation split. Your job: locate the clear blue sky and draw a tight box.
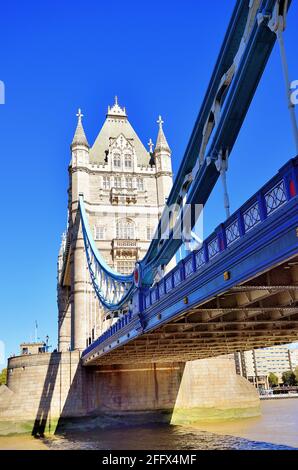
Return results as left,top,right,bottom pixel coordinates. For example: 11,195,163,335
0,1,297,362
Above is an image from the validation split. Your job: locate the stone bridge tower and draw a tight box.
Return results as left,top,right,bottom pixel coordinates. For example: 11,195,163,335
57,98,173,352
1,100,259,429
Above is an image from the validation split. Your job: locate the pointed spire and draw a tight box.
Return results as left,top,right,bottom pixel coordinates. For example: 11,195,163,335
71,108,89,149
154,115,171,155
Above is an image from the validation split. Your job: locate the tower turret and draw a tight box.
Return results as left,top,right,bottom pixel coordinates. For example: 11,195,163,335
154,115,173,208
70,108,90,202
71,108,89,166
70,109,90,350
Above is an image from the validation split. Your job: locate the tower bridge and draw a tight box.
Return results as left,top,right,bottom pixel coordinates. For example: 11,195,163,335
2,0,298,433
81,157,298,365
59,0,298,366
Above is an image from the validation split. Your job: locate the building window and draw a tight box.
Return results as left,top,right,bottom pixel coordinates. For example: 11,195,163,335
117,260,135,274
147,226,153,240
124,153,132,168
125,177,133,189
114,176,122,188
94,226,105,240
102,176,110,189
116,218,135,239
137,178,144,191
113,153,121,168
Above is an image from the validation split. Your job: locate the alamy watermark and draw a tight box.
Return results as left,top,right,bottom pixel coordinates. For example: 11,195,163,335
91,203,204,244
290,80,298,105
0,78,296,106
0,340,5,366
0,80,5,104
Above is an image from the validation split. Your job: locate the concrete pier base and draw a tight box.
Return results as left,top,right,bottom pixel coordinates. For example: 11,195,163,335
0,352,260,435
171,359,260,424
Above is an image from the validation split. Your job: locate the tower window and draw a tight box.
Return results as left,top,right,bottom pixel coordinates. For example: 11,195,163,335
147,226,153,240
125,177,133,189
102,176,110,189
116,218,135,239
114,176,122,188
117,260,135,274
137,178,144,191
113,153,121,168
124,153,132,168
94,226,105,240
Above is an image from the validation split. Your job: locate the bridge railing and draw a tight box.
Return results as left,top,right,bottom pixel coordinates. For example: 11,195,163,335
143,157,298,310
81,311,137,358
82,157,298,357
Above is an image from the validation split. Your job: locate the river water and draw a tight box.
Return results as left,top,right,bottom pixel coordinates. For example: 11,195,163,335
0,399,297,450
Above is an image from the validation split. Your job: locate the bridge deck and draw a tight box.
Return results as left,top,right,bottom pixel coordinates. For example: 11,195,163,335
82,157,298,365
86,258,298,364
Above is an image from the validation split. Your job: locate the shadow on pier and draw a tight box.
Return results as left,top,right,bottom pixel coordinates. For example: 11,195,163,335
31,353,61,438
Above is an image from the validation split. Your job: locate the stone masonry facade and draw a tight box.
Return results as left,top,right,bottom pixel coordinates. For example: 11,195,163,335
0,99,260,433
57,98,173,352
0,354,259,434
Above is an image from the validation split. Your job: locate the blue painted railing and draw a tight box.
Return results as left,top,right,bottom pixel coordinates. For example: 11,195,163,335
81,157,298,358
143,158,298,310
82,311,135,357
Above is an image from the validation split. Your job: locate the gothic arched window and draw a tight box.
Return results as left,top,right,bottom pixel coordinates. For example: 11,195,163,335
113,152,121,168
114,176,122,188
116,218,135,239
124,153,132,168
102,176,110,189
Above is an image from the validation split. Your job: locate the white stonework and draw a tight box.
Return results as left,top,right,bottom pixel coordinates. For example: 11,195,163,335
0,100,260,431
57,98,173,352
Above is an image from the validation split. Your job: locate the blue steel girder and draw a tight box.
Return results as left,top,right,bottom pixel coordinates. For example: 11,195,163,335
81,157,298,364
79,0,293,312
165,0,250,208
141,0,292,282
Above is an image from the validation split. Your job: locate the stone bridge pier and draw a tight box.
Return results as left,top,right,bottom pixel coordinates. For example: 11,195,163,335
0,353,259,434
